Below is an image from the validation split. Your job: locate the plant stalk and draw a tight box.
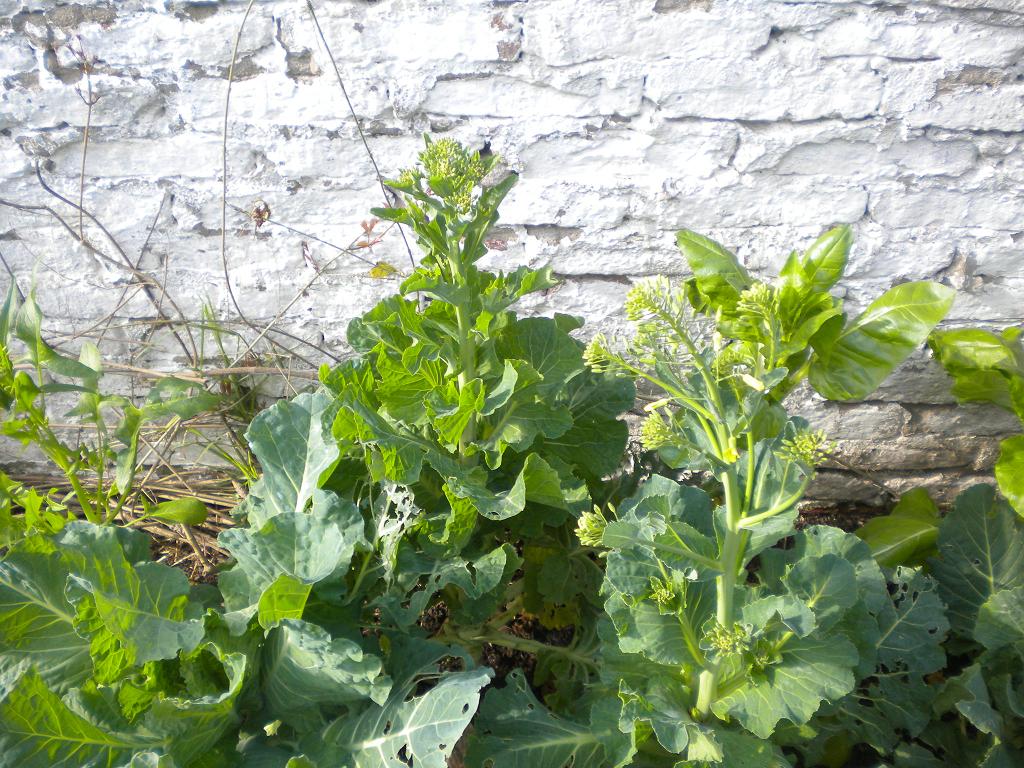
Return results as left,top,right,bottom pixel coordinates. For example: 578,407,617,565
451,246,478,459
695,462,744,719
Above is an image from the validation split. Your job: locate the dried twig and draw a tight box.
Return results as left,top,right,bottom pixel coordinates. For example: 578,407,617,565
67,36,100,240
305,0,417,271
221,0,259,327
28,166,199,363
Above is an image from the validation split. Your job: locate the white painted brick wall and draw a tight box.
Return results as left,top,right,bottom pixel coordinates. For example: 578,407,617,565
1,0,1023,503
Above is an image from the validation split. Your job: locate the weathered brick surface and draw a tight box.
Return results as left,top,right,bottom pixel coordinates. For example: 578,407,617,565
1,0,1022,500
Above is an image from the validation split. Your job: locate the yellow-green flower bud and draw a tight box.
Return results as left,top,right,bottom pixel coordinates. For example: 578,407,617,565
640,412,674,451
416,138,487,214
576,505,608,547
702,621,751,658
779,428,832,466
736,282,778,317
583,335,610,372
648,576,677,609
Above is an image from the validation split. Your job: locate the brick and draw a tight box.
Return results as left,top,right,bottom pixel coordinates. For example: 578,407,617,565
0,0,1020,494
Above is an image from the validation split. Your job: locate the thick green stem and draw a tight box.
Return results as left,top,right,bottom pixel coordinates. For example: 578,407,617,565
448,243,479,460
454,304,477,457
695,462,744,719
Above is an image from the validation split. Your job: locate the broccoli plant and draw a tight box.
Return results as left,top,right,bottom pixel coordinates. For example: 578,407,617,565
208,137,636,766
571,227,954,765
319,137,634,661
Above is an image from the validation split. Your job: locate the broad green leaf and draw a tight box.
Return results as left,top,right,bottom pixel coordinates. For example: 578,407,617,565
0,669,155,767
494,317,586,398
807,568,949,757
57,522,204,664
261,619,390,731
995,435,1024,518
810,281,955,401
788,225,850,294
0,548,91,695
536,551,601,605
430,378,484,451
603,580,715,669
245,392,340,522
544,371,634,482
378,544,515,628
742,594,816,639
677,229,752,312
448,468,528,524
936,663,1002,735
716,728,792,768
335,395,427,487
856,488,941,567
466,670,622,768
928,327,1024,412
784,553,859,633
220,490,366,615
759,526,889,615
875,568,949,677
975,587,1024,651
147,497,208,526
712,634,859,739
304,667,491,768
75,596,136,685
258,574,312,629
929,484,1024,639
520,453,572,511
433,485,477,551
374,355,445,426
601,477,718,666
619,678,717,759
477,397,573,461
807,669,937,759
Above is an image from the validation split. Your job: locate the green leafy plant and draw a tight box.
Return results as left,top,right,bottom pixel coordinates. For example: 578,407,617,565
928,326,1024,515
0,520,248,766
574,227,954,764
205,137,636,765
0,287,263,766
318,136,633,651
0,285,218,537
846,327,1024,766
831,484,1024,767
855,486,941,569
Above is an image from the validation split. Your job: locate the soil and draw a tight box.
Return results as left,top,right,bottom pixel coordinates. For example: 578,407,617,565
797,501,887,533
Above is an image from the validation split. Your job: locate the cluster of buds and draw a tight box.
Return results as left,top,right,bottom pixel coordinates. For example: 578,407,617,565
749,637,781,674
647,575,678,610
624,276,676,322
582,335,613,374
400,137,488,214
736,282,779,319
701,621,752,660
640,410,674,451
575,505,609,547
778,428,832,467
